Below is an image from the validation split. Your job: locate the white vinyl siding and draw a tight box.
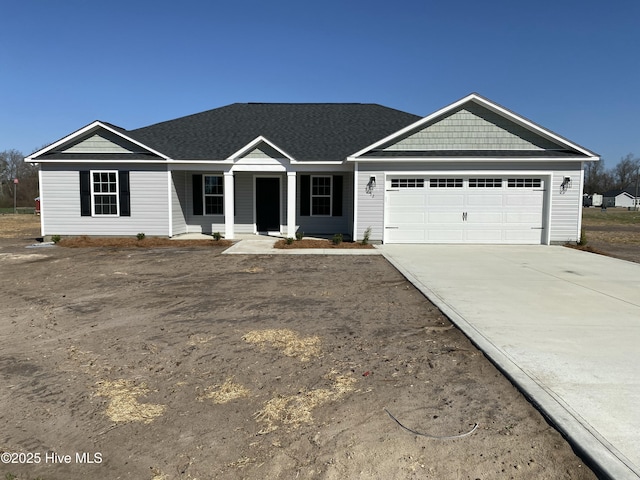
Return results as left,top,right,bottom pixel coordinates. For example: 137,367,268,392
355,170,385,242
549,170,582,243
297,172,353,236
40,164,170,236
234,173,256,234
170,171,187,236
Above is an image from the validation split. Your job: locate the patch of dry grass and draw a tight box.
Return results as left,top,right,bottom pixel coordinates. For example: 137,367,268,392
0,214,40,238
200,378,251,404
254,370,356,434
582,208,640,226
95,379,166,424
586,230,640,245
242,329,321,361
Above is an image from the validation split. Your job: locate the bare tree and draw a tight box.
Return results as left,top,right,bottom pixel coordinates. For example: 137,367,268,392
0,149,39,208
612,153,640,191
584,154,639,194
584,158,607,193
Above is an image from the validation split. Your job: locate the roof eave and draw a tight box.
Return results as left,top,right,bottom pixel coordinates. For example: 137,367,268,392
348,155,599,163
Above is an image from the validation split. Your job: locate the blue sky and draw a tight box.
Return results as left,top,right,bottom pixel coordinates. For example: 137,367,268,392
1,0,638,165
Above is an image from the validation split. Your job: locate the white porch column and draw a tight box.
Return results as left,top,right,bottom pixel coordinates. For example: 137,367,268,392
287,172,297,237
224,172,235,239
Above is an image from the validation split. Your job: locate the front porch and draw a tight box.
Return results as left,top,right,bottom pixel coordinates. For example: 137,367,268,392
170,169,352,240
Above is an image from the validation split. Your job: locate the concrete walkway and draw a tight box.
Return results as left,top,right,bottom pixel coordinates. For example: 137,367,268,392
380,245,640,480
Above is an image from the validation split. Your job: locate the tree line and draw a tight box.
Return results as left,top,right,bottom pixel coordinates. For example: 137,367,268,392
584,153,640,195
0,149,40,209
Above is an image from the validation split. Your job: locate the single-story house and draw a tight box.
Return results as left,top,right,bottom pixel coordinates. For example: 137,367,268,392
603,188,638,208
25,93,599,244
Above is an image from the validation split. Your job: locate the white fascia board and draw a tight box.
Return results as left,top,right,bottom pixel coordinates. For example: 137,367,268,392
350,93,600,160
26,121,105,160
347,155,598,163
25,159,172,164
228,136,295,162
25,121,170,161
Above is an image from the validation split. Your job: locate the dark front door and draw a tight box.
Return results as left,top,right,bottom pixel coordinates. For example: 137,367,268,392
255,177,280,231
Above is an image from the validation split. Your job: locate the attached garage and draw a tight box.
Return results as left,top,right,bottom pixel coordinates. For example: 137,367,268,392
384,175,546,244
350,94,599,245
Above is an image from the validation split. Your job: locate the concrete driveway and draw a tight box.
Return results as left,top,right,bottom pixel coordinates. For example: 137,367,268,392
380,245,640,480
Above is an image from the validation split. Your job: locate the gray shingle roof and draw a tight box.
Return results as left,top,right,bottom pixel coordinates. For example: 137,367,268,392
127,103,421,161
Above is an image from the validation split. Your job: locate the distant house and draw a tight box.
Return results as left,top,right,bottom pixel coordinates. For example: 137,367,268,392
603,188,638,208
25,93,599,244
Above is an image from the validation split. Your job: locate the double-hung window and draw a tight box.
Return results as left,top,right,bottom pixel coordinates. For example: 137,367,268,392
204,175,224,215
311,176,332,216
92,171,119,215
300,174,342,217
80,170,130,217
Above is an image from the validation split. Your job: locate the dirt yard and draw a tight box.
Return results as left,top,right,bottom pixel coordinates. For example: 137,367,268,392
579,207,640,264
0,215,605,479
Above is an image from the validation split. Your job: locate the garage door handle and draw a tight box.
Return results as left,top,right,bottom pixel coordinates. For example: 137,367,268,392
385,226,399,229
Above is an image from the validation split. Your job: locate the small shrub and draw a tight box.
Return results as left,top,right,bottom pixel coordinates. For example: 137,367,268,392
51,235,61,244
332,233,343,245
361,226,372,245
136,232,146,241
213,232,222,241
295,231,304,241
285,237,294,245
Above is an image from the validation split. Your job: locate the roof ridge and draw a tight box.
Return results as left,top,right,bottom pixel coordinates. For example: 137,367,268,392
245,102,372,105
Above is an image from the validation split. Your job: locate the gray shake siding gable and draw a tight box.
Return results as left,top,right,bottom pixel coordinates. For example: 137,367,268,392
27,94,599,244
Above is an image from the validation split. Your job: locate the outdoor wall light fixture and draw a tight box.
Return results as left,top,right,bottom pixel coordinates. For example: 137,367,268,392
366,176,376,194
561,176,571,192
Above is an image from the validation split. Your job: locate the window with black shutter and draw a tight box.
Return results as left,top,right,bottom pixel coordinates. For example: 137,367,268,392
80,170,130,216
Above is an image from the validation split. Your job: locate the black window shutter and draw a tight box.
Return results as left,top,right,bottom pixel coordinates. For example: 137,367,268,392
80,171,91,216
332,175,343,216
119,171,130,216
192,174,203,215
300,175,310,216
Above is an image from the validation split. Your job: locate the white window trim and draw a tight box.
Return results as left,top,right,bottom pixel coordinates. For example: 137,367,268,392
310,175,332,216
203,174,224,216
90,170,119,217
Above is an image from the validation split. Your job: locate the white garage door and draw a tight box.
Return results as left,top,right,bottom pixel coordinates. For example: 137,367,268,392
385,176,545,244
